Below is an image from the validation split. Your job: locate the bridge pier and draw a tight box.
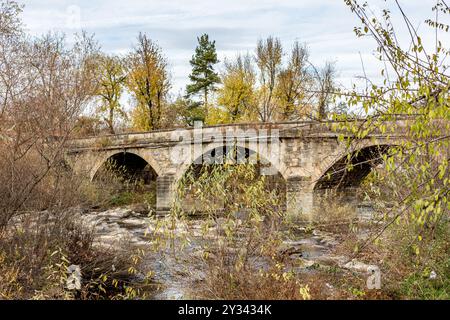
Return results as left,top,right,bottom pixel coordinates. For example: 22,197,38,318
156,174,176,215
286,176,314,220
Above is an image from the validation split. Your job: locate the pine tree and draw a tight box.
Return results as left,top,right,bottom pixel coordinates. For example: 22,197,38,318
186,34,220,117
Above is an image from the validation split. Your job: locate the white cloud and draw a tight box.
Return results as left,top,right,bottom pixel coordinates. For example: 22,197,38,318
20,0,448,93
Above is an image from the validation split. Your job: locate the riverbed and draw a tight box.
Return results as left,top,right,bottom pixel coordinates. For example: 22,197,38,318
75,204,380,299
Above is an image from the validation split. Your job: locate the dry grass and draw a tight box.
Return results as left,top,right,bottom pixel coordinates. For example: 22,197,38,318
200,263,312,300
194,230,311,300
312,192,358,230
0,210,151,299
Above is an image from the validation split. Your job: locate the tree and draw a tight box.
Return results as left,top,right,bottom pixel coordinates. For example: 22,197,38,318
275,41,314,120
0,0,22,36
73,115,103,137
255,36,283,122
126,33,170,131
313,61,336,120
0,15,99,227
166,96,205,126
213,37,335,123
186,33,220,118
216,54,257,122
94,54,127,133
337,0,450,291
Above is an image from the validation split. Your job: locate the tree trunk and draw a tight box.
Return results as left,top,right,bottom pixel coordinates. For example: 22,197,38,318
318,101,325,120
204,87,208,120
108,107,115,134
148,100,153,130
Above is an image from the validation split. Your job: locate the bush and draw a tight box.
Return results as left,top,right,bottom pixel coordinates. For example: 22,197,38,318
0,211,152,299
382,219,450,299
169,163,310,299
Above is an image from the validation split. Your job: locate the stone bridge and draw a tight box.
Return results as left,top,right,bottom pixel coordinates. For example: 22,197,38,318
66,120,408,217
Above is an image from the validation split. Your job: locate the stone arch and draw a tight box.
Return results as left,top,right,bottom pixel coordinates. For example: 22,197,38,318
91,150,159,184
174,141,286,182
174,143,287,212
313,143,395,191
90,149,161,182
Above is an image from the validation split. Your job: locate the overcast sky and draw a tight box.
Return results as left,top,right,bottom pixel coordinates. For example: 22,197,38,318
21,0,449,96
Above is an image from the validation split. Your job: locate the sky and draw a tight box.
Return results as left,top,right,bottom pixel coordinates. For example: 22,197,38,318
20,0,449,96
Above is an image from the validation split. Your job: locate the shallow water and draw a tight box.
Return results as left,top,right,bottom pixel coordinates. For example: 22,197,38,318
80,207,343,299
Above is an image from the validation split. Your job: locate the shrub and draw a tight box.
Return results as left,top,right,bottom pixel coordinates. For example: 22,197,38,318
0,211,152,299
168,163,310,299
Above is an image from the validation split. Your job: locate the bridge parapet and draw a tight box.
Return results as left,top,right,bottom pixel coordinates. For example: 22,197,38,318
67,120,410,153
